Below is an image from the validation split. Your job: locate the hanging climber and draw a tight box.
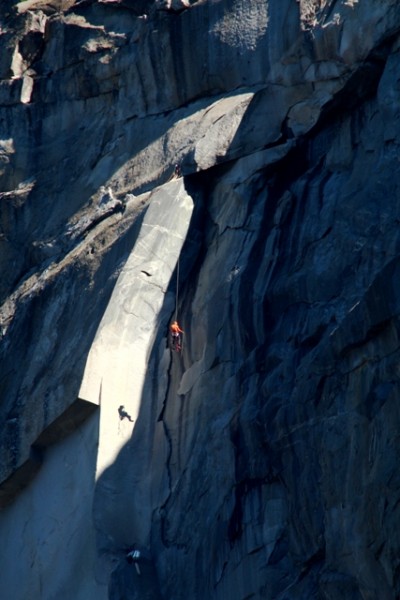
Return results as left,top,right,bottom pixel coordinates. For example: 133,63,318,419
170,320,184,352
126,548,141,575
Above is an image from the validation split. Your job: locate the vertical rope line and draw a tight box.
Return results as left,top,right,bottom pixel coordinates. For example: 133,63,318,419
175,258,179,321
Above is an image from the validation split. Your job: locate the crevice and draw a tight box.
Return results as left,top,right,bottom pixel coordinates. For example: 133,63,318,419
227,476,269,547
156,342,172,423
339,317,395,359
213,559,228,588
314,35,397,136
0,398,98,508
65,200,126,241
297,546,326,582
159,419,173,548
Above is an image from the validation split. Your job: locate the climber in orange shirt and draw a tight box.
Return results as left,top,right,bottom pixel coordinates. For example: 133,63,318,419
170,320,184,352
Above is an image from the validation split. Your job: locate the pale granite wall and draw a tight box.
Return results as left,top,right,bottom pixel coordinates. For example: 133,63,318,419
1,1,400,598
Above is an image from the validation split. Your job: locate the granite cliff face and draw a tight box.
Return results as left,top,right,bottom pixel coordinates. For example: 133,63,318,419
1,0,400,598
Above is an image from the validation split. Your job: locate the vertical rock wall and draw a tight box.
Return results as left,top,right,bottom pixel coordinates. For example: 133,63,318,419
0,412,103,600
1,0,400,599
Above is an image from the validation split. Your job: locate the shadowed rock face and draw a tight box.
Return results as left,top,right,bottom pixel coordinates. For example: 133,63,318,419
1,0,400,599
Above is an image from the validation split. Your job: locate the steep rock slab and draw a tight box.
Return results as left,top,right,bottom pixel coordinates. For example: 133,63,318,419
79,179,193,592
3,0,400,304
0,413,105,600
145,41,400,599
79,178,193,476
2,1,400,599
0,191,150,487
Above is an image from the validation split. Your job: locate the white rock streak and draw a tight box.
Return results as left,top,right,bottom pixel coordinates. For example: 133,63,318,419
79,179,194,477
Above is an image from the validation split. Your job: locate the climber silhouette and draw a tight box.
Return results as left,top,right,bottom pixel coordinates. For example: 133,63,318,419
118,405,134,422
126,548,141,575
170,320,184,352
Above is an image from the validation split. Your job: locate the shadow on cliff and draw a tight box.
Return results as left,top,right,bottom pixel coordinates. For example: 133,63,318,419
86,1,302,593
8,0,276,305
90,6,400,600
0,0,273,570
89,16,278,593
75,0,273,196
0,200,151,508
91,172,207,599
90,74,311,600
91,148,305,599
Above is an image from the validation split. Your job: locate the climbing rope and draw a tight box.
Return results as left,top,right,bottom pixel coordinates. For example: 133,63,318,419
170,257,184,353
175,257,180,321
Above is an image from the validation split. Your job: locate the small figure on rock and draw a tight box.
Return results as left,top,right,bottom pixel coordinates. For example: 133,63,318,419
126,548,141,575
118,405,134,422
167,162,182,182
170,320,184,352
174,163,182,178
